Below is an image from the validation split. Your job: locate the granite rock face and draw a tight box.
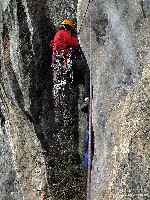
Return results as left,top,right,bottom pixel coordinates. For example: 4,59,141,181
78,0,149,199
0,0,149,199
1,0,81,199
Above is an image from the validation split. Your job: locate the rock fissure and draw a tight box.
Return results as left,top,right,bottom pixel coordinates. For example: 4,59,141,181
1,0,150,199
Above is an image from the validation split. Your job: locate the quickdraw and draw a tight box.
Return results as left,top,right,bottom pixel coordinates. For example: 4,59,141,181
53,48,74,93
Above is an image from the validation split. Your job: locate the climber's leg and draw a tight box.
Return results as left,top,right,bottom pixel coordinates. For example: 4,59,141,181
73,58,90,113
73,58,90,98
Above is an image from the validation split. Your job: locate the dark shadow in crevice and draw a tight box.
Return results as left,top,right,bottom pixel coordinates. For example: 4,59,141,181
16,0,56,146
16,0,85,195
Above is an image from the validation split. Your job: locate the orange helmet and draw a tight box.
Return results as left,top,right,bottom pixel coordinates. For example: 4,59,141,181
60,19,75,29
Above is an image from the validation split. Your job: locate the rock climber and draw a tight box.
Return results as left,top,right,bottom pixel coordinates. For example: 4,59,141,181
50,19,90,112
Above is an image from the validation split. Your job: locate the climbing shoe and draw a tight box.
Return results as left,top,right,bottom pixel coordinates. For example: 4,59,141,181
81,97,89,113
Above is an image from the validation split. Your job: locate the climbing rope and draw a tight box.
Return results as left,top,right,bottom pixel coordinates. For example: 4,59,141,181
77,1,90,35
86,0,93,200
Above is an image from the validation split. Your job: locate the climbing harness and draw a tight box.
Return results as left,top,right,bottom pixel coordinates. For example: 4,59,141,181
53,48,74,95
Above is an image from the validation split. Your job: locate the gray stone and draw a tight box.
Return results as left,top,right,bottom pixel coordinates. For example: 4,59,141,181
1,0,149,199
78,0,150,199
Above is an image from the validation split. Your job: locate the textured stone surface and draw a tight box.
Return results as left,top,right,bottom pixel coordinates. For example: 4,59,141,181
1,0,149,199
0,124,23,200
1,0,54,199
0,91,47,200
1,0,84,199
78,0,150,199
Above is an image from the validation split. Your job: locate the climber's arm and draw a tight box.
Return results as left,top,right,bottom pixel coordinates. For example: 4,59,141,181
69,36,79,50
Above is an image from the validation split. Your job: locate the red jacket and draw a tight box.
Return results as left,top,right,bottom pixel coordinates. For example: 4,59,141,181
50,30,79,53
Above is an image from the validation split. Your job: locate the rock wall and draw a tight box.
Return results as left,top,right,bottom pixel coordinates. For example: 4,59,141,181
1,0,53,199
78,0,149,199
1,0,86,199
1,0,149,199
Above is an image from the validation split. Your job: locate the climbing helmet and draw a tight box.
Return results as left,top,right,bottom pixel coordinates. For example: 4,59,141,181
60,19,75,30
